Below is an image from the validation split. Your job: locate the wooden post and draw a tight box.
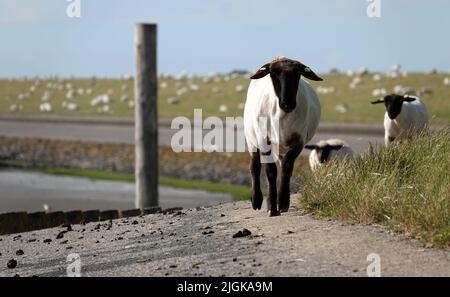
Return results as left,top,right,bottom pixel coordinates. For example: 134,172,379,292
134,23,158,209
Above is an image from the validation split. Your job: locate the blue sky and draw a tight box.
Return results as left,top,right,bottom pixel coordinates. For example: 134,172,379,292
0,0,449,77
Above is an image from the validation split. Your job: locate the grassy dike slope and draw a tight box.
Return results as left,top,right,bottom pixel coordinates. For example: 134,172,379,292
300,129,450,247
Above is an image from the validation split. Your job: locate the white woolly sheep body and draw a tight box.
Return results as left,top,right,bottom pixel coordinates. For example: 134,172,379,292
307,139,354,171
383,97,428,145
243,57,323,216
244,75,321,159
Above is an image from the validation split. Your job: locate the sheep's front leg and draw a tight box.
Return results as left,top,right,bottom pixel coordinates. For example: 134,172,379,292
278,143,303,212
265,162,279,217
385,132,396,146
250,151,263,210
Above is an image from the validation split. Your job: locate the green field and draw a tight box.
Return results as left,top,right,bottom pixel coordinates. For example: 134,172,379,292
1,72,450,124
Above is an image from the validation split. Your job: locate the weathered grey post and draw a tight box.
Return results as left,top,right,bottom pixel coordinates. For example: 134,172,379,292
134,23,158,209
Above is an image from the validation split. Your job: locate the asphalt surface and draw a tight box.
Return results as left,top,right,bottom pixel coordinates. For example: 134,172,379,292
0,119,385,155
0,170,232,213
1,196,449,277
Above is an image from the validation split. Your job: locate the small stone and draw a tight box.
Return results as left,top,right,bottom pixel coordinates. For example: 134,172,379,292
232,228,252,238
43,239,52,244
56,231,67,239
62,224,73,232
132,221,139,225
7,259,17,269
15,250,24,256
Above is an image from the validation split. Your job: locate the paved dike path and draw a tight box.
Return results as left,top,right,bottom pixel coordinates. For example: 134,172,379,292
1,195,449,277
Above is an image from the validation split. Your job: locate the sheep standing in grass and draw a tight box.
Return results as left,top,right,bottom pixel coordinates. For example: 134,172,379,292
244,57,323,216
304,139,354,171
370,94,429,145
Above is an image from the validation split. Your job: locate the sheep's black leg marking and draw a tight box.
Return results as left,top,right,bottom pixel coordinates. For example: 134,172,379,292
278,143,303,212
265,162,279,217
250,151,263,210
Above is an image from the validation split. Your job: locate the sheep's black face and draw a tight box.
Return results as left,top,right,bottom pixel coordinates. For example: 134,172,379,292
371,94,417,120
384,95,404,120
270,60,301,113
305,144,344,163
250,58,323,114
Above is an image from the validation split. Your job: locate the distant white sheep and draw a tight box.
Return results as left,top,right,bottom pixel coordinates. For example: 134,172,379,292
372,88,387,97
120,94,129,102
9,104,23,112
41,91,51,102
176,87,188,96
66,89,75,100
335,103,349,113
90,94,111,106
393,85,415,95
66,102,79,111
189,84,200,91
349,77,362,89
304,139,354,171
39,102,52,112
219,104,228,113
371,94,429,145
167,97,179,105
235,85,245,93
372,74,382,81
316,86,335,94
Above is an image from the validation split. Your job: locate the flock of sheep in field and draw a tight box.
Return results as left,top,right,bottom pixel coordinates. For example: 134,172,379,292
2,63,450,118
5,75,135,114
2,72,249,116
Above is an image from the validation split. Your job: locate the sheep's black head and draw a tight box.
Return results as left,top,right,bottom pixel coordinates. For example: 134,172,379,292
305,144,344,163
370,94,417,120
251,57,323,113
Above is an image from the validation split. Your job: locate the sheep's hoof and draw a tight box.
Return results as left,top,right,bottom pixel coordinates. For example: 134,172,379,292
278,200,290,212
268,210,280,217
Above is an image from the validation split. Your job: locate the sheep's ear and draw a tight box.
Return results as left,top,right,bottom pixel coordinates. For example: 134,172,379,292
300,64,323,81
304,144,318,150
250,63,270,79
403,95,417,102
370,97,385,104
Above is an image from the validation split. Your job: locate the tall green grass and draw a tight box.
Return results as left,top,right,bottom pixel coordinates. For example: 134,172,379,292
300,129,450,247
